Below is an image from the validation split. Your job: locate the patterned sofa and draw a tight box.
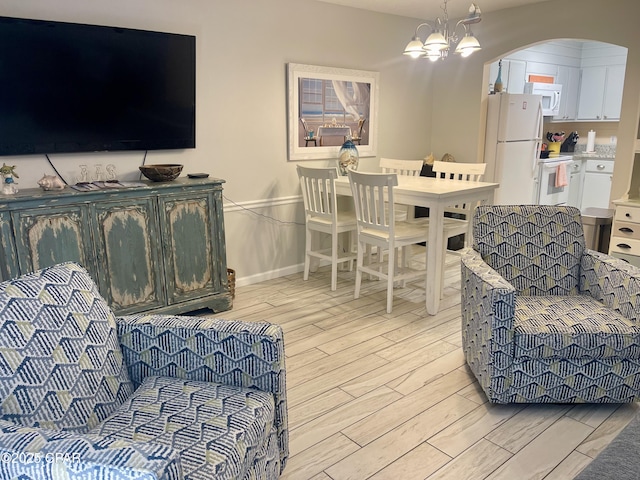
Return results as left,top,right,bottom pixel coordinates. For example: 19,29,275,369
0,262,288,479
461,205,640,403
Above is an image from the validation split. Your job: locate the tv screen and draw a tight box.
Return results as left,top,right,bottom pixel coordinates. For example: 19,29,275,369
0,16,196,156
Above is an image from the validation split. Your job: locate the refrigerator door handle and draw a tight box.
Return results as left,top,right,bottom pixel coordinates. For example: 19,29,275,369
536,100,544,140
532,100,544,172
533,141,541,172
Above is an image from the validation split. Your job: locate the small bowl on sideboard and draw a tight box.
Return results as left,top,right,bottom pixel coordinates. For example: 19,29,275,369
139,164,183,182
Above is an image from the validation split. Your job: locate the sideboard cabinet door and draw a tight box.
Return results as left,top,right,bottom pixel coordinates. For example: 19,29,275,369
160,193,213,302
11,205,96,277
92,198,165,314
159,189,229,312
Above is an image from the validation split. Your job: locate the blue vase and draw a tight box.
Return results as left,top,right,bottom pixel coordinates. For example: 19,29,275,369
338,139,359,176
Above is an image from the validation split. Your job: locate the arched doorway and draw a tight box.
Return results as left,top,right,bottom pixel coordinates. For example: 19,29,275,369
483,39,627,209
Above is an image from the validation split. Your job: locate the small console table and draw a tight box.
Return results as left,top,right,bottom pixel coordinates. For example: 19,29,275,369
0,178,232,315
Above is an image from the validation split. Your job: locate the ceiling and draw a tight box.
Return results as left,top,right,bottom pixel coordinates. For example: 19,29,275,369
315,0,550,21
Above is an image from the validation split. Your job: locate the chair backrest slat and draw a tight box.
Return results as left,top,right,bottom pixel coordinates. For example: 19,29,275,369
379,158,423,177
432,161,486,181
348,170,398,234
432,161,487,213
297,166,339,222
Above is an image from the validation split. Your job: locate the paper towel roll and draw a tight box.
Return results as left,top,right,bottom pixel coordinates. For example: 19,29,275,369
586,130,596,153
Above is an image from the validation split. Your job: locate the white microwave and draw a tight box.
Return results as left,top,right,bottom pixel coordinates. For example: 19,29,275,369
524,82,562,116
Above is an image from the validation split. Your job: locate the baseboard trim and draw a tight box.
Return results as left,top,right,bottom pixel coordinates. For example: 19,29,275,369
236,263,305,287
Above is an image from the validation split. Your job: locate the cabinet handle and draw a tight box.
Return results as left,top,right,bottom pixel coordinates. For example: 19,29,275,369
619,227,634,233
617,243,632,249
597,164,606,170
626,213,632,218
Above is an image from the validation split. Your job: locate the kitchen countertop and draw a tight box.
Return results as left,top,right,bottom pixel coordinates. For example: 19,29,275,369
549,152,615,160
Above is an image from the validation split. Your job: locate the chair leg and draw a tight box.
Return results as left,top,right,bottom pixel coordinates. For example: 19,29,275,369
303,228,312,281
354,240,364,300
440,246,447,299
331,232,338,291
386,247,395,313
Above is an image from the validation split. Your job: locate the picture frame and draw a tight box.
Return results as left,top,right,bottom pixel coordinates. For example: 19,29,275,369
287,63,379,161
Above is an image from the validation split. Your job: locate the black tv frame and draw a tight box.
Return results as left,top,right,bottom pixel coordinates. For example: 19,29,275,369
0,16,196,156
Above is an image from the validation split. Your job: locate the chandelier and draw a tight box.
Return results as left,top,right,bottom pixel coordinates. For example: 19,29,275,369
403,0,482,62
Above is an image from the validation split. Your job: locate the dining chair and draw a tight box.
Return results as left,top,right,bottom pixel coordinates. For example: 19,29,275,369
431,160,487,296
379,157,424,222
297,165,357,291
379,157,424,177
300,118,317,147
348,170,429,313
432,161,487,247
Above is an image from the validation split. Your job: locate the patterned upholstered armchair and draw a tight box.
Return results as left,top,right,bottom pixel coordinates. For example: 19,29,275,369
461,205,640,404
0,262,288,479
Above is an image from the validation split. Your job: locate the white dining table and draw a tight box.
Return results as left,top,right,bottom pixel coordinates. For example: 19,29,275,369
334,174,499,315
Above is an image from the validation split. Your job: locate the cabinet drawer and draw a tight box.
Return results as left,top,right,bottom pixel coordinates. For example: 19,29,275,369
585,160,614,173
610,251,640,268
614,205,640,223
610,236,640,256
611,220,640,240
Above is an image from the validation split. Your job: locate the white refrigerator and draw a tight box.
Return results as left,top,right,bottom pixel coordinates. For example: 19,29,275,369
483,93,544,204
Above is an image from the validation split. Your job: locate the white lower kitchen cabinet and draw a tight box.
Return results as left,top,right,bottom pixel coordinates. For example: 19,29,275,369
580,159,614,209
567,159,584,208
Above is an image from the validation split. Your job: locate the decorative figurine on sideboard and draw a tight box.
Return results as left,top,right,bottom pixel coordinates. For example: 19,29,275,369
0,163,18,195
37,174,66,191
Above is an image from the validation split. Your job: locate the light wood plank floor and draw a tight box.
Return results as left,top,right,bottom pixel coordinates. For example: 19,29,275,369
216,249,639,480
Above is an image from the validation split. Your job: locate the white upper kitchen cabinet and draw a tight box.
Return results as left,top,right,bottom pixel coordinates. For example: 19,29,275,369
553,65,580,121
577,67,607,120
577,65,626,121
602,65,626,120
489,59,527,94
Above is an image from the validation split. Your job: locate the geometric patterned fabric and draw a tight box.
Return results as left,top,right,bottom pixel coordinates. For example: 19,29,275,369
461,205,640,403
0,418,183,480
0,262,133,432
473,204,585,295
90,376,277,480
515,295,640,359
0,262,289,479
116,314,289,475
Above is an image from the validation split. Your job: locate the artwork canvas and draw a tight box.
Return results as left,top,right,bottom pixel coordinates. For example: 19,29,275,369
287,63,379,161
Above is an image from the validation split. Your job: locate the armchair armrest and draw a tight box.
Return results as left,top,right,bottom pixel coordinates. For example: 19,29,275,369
581,249,640,324
461,248,517,403
0,419,182,479
116,314,288,470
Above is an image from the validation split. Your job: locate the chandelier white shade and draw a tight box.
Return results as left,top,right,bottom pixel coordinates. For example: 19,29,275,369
403,1,482,61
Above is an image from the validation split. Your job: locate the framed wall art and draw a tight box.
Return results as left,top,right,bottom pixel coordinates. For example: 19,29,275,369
287,63,379,161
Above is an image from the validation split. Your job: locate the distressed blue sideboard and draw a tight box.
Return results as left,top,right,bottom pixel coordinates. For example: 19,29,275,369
0,178,232,315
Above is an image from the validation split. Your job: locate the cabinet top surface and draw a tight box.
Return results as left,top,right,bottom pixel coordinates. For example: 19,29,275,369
613,198,640,207
0,177,226,205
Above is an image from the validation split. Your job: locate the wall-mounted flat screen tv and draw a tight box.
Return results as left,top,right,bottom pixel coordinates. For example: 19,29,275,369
0,16,196,156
